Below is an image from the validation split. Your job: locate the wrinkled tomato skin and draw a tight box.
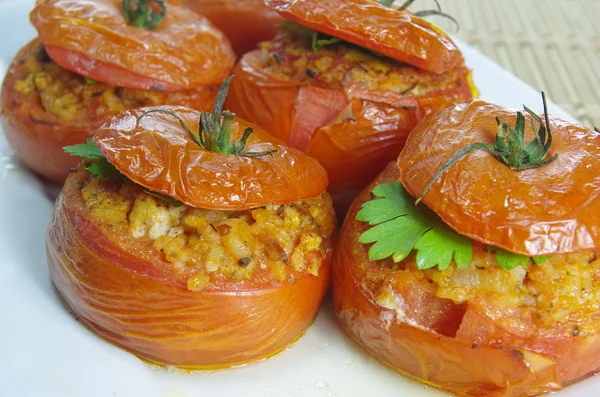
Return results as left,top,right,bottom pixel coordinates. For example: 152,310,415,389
182,0,283,56
305,98,419,214
397,100,600,256
31,0,235,90
265,0,463,74
94,106,329,211
227,50,474,214
331,162,600,396
46,169,332,368
0,40,218,183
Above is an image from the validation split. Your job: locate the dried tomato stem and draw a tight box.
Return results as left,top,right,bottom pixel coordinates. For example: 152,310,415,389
137,109,204,148
217,111,235,153
122,0,166,30
416,92,558,204
415,142,492,204
138,77,277,158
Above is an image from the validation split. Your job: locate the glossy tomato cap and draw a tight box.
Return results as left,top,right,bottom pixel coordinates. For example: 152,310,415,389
397,99,600,256
31,0,236,90
265,0,464,74
94,106,329,210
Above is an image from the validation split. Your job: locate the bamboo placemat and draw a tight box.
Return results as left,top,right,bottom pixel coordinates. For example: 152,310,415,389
430,0,600,128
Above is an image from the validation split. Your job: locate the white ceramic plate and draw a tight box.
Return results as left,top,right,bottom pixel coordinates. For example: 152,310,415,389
1,1,598,396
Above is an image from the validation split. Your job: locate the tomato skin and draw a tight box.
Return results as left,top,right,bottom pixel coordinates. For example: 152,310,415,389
333,163,571,396
397,100,600,256
44,45,184,92
306,98,419,213
182,0,283,56
227,50,474,214
0,39,218,183
95,106,329,210
456,300,600,385
30,0,235,90
265,0,463,75
46,169,332,368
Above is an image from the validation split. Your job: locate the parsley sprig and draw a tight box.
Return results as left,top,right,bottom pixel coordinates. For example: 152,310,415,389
64,138,183,207
358,182,472,270
137,76,277,157
276,21,342,52
357,182,548,270
417,92,557,204
64,139,122,180
122,0,166,30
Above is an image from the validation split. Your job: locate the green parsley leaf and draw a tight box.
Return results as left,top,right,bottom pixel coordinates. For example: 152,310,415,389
86,158,123,181
84,77,97,84
144,190,184,207
357,182,473,269
275,20,315,40
64,138,104,160
414,222,472,270
64,139,123,180
64,139,185,205
276,20,342,52
358,182,548,271
359,213,430,262
494,248,530,270
533,255,550,265
490,248,550,270
356,182,412,224
312,36,342,51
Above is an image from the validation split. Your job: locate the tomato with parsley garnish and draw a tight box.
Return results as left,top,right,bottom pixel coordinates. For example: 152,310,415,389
227,0,477,213
1,0,235,182
333,95,600,396
47,78,335,368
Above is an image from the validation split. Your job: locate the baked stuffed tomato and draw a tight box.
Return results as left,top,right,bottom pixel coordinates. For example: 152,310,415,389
46,78,335,368
333,95,600,396
181,0,282,56
1,0,235,182
227,0,477,213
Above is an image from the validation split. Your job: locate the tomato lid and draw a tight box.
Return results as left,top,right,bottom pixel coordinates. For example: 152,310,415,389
94,106,329,210
31,0,235,90
265,0,463,75
397,99,600,256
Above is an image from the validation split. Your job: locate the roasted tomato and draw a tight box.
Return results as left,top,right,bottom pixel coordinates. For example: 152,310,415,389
47,92,336,367
181,0,282,56
30,0,235,91
227,0,477,213
1,40,219,182
1,0,235,182
397,100,600,256
333,99,600,396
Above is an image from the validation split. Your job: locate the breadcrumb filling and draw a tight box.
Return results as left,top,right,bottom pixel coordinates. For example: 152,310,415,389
376,245,600,331
80,177,335,290
13,41,202,121
258,31,468,95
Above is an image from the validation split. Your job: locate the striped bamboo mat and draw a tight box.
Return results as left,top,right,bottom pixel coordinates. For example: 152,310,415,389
430,0,600,128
